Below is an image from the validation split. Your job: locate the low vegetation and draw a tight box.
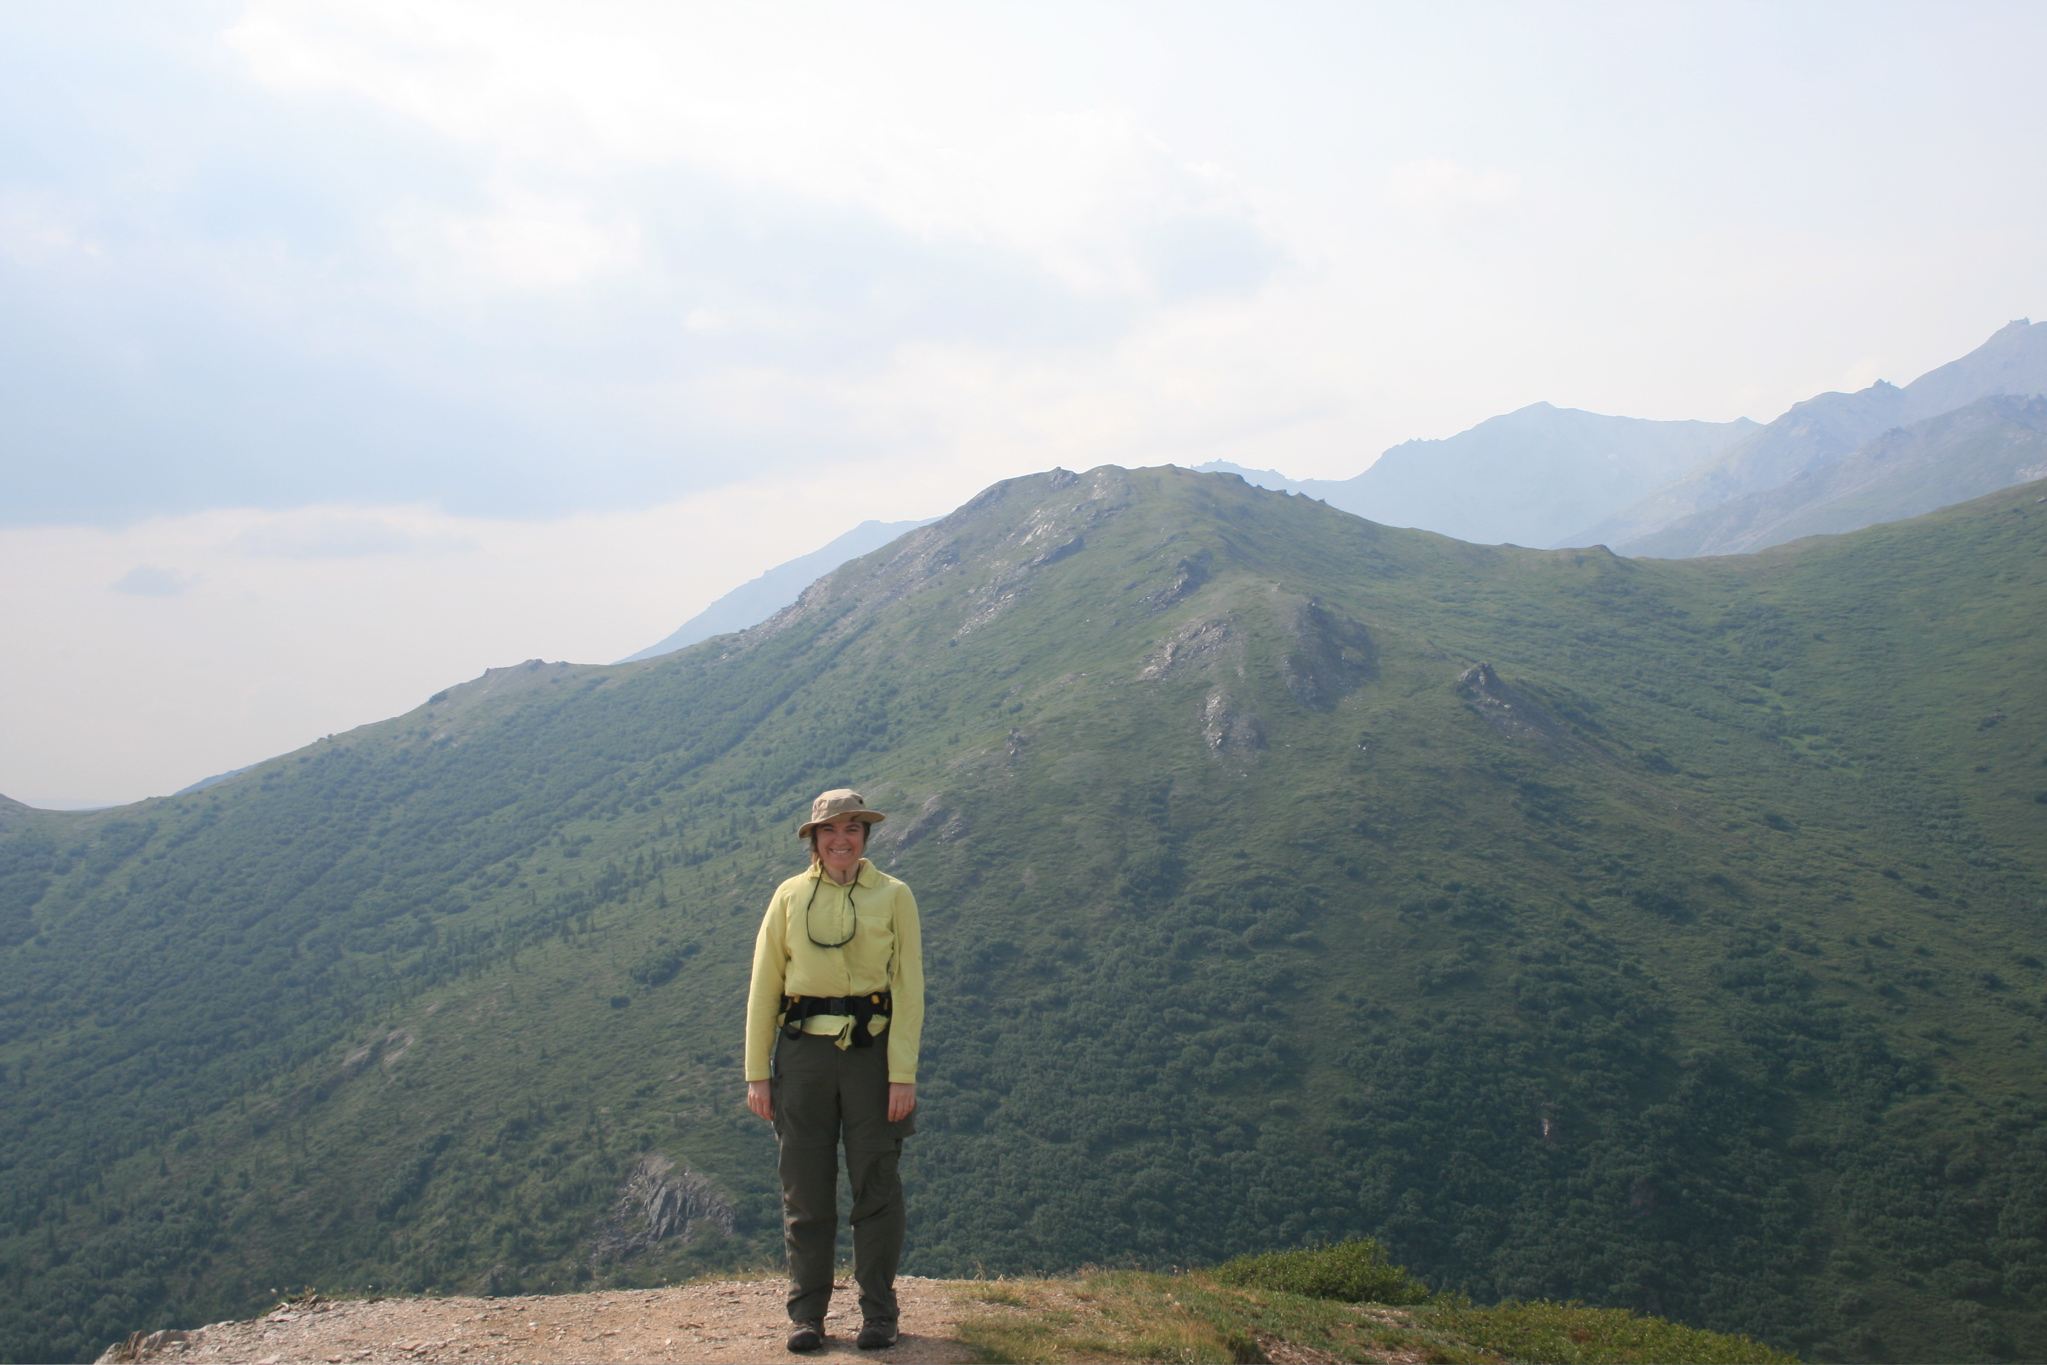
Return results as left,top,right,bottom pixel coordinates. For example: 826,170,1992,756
1212,1238,1431,1307
954,1241,1794,1363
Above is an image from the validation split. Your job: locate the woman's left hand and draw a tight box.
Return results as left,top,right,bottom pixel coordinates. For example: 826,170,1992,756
888,1082,916,1123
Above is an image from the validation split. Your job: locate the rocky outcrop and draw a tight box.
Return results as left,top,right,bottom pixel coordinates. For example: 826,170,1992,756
1277,594,1376,711
1141,551,1211,612
1137,617,1235,682
100,1328,197,1363
588,1153,734,1265
1200,689,1266,758
1456,663,1571,756
881,793,970,853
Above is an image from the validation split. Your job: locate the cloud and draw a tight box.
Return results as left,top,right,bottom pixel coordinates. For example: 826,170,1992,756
0,190,102,264
110,565,197,596
231,513,477,558
409,189,645,291
0,4,1294,527
1148,212,1285,301
1384,159,1522,228
223,3,1277,298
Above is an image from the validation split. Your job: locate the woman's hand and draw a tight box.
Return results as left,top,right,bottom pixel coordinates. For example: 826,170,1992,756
888,1082,916,1123
747,1079,773,1122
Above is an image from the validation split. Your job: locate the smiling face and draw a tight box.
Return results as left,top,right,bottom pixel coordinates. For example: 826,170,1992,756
812,816,869,881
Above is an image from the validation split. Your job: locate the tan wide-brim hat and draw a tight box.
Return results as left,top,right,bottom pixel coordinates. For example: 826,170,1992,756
798,788,887,838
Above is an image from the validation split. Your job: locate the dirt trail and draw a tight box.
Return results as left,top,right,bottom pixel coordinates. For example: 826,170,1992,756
99,1279,977,1365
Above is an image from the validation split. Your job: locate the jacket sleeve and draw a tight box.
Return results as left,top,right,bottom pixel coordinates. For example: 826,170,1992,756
886,884,924,1084
743,893,789,1082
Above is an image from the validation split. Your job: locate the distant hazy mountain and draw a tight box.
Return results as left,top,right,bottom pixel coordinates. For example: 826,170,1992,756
618,517,935,661
1570,318,2047,548
1199,404,1757,547
1620,394,2047,558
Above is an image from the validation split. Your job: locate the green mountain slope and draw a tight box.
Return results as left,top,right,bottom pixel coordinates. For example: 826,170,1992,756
1621,395,2047,557
3,467,2046,1365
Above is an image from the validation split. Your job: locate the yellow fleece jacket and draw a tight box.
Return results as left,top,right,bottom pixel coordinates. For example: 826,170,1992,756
744,859,924,1084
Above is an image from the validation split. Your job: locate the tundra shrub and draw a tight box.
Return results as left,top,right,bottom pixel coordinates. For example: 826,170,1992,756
1211,1238,1431,1305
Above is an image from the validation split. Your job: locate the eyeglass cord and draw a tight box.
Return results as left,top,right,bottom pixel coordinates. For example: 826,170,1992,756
803,868,858,948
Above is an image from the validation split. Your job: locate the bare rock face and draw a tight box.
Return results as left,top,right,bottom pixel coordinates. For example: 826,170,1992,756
1456,662,1570,756
1138,617,1235,682
100,1327,195,1362
1277,594,1376,711
883,793,971,853
1201,688,1266,757
1142,550,1212,612
588,1153,734,1265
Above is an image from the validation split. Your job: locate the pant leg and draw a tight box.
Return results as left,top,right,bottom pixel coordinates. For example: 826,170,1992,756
773,1034,842,1325
838,1036,916,1324
844,1141,904,1323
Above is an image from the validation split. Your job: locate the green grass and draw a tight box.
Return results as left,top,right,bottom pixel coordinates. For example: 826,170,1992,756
1212,1238,1431,1305
951,1258,1796,1363
1432,1300,1799,1365
1,467,2044,1362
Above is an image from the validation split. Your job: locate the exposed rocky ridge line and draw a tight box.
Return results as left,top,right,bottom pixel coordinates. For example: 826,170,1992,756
733,467,1118,653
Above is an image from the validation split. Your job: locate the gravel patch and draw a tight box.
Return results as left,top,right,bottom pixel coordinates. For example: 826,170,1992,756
99,1279,976,1365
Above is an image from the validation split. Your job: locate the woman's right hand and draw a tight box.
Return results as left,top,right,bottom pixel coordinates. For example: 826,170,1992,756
746,1079,773,1122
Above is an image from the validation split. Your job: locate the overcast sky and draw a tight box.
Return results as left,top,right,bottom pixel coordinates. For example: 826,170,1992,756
6,0,2046,807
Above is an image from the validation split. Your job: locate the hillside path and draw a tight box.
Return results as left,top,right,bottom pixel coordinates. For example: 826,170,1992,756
101,1279,977,1365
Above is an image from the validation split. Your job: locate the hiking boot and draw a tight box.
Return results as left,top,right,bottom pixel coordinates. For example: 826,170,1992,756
856,1319,900,1350
786,1320,826,1352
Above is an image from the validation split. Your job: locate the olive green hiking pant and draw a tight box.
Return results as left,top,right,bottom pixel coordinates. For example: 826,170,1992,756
772,1031,916,1326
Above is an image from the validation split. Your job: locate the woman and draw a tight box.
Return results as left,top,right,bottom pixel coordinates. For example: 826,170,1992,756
744,788,924,1353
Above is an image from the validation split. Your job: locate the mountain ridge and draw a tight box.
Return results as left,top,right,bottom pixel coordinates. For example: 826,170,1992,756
1620,394,2047,557
1199,320,2047,559
1198,403,1757,546
2,466,2045,1364
1569,318,2047,548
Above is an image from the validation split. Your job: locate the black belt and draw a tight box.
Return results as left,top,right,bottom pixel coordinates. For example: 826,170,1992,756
781,992,892,1048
